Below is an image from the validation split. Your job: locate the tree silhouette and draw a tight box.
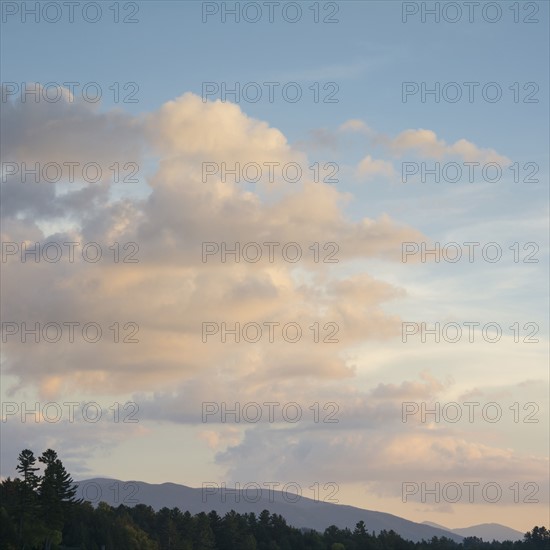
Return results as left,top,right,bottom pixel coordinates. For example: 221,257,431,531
1,448,548,550
36,449,80,549
524,527,550,549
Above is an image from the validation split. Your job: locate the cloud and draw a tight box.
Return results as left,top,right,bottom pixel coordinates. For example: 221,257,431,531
1,92,425,399
341,121,510,181
386,129,510,164
1,85,144,179
294,127,340,152
148,92,290,162
356,155,396,180
339,119,374,135
4,90,544,524
214,424,549,506
197,427,241,450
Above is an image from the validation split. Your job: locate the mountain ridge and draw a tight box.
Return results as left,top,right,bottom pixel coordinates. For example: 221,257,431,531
422,522,525,543
76,477,462,543
75,478,525,542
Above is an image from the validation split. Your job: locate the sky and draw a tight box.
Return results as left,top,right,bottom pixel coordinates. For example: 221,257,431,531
0,0,549,533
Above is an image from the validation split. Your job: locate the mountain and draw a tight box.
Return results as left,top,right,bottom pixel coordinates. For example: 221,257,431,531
422,521,525,542
424,521,453,530
75,478,463,543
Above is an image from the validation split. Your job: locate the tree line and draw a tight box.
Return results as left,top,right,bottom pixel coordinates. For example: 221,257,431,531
1,449,548,550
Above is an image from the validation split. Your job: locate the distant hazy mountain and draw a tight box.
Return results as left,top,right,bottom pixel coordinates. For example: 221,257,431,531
423,521,453,530
75,478,463,543
422,521,525,542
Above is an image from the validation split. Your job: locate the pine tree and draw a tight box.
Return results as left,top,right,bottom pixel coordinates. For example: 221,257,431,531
15,449,40,546
194,511,217,549
38,449,80,549
16,449,40,488
524,527,550,550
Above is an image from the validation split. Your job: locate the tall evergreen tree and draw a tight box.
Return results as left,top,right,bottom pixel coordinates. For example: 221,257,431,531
38,449,80,549
15,449,41,547
524,527,550,550
194,511,217,549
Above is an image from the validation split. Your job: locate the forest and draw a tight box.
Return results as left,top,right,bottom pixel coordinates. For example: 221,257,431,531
1,449,548,550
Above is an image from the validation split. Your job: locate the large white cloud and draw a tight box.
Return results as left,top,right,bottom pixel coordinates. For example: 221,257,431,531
1,91,424,398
